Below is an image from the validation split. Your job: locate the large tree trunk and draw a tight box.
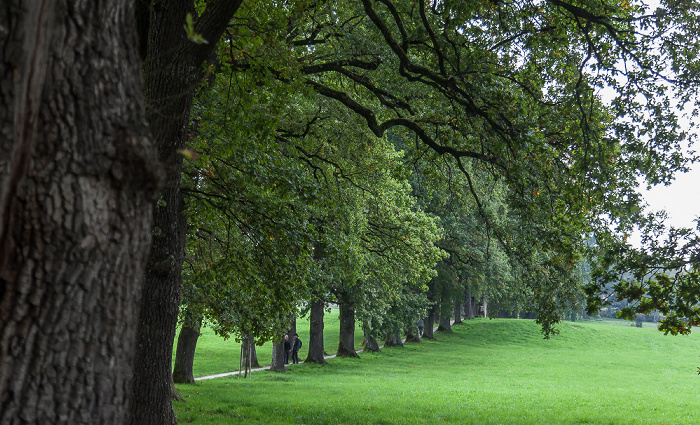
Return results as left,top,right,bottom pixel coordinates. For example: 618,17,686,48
132,182,185,424
305,300,328,364
362,323,381,353
172,312,202,384
0,1,160,423
423,303,437,339
337,301,360,358
130,3,196,423
129,2,244,424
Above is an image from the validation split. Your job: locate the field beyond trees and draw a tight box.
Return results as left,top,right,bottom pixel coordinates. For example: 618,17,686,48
174,319,700,424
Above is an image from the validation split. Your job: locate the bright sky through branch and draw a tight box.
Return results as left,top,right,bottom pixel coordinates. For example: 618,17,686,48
608,0,700,236
642,162,700,230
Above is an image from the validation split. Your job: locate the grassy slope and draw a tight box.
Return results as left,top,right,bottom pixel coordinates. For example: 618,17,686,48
175,319,700,424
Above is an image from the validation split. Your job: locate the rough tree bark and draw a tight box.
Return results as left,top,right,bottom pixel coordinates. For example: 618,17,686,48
0,1,161,423
305,300,328,364
337,300,360,358
129,2,243,424
288,314,297,337
172,311,202,384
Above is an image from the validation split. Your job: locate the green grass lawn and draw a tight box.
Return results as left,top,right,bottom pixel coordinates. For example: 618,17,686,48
175,318,700,424
175,308,365,378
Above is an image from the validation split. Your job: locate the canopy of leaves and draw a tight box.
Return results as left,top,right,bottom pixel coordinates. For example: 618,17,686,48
181,0,700,337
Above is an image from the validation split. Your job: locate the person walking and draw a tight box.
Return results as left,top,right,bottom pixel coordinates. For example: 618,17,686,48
283,334,291,364
291,333,302,364
417,318,424,336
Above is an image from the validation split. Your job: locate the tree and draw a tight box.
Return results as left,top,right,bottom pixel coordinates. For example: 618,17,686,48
172,307,202,384
170,0,698,382
283,0,699,335
305,299,328,364
270,334,288,372
172,50,323,375
0,1,161,423
588,220,700,335
130,2,243,424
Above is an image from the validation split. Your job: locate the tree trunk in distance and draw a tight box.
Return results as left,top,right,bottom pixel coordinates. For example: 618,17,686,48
423,303,437,339
0,1,161,423
465,286,474,319
242,335,260,369
384,332,403,347
437,314,453,332
251,339,260,368
172,312,202,384
362,323,381,352
337,302,360,358
305,300,328,364
270,335,286,373
453,300,463,325
405,327,421,343
288,314,297,339
482,298,489,318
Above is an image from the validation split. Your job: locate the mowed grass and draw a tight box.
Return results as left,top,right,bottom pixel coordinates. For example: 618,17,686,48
175,308,364,378
175,318,700,424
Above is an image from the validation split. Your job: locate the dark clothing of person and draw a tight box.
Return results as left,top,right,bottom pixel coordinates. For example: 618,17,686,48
283,339,291,364
291,338,302,364
417,318,424,336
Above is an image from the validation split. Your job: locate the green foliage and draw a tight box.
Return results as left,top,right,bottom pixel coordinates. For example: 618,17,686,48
184,13,208,44
181,1,446,343
267,0,698,333
589,221,700,336
180,0,700,340
180,41,321,341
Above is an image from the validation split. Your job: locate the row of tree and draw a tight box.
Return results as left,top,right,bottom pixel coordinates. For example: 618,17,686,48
3,1,700,424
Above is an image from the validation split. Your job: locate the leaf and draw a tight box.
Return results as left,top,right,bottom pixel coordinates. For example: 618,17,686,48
183,13,208,45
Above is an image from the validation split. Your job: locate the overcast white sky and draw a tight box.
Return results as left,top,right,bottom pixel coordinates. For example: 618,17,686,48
641,162,700,230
